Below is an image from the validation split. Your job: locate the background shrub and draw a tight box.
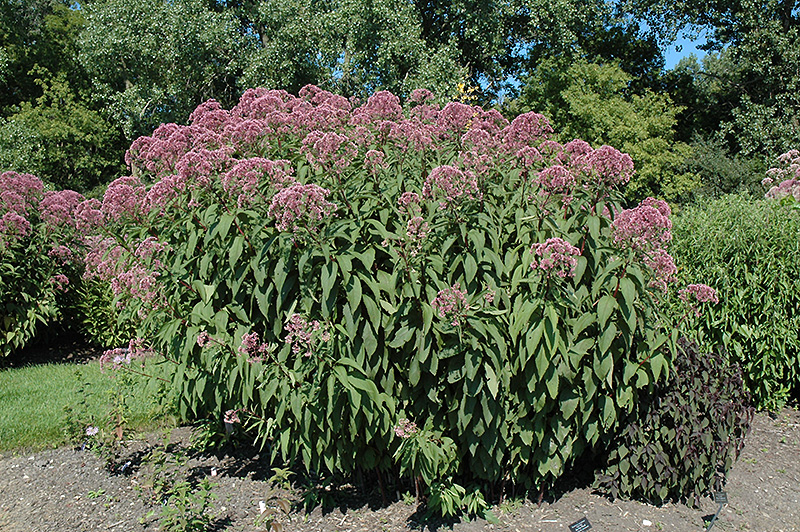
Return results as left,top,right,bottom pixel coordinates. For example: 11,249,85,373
595,337,754,505
0,172,90,355
670,192,800,410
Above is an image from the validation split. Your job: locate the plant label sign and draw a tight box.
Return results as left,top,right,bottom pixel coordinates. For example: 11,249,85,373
569,517,592,532
714,491,728,505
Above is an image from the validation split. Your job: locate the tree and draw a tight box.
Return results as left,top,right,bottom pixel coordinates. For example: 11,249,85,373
0,73,124,192
625,0,800,158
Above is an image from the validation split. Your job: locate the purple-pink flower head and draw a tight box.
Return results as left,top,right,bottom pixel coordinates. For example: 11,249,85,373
410,89,435,104
502,112,553,151
284,314,328,358
224,409,240,425
679,284,719,305
238,331,269,358
222,118,271,151
301,130,357,172
144,174,186,213
537,165,576,194
197,331,211,348
364,150,387,174
397,192,421,213
644,248,677,292
222,158,295,206
421,165,480,207
39,190,84,230
189,99,230,131
0,171,43,214
612,198,673,251
436,102,479,134
586,145,634,187
530,238,581,278
0,212,31,240
102,176,145,221
431,283,469,326
351,90,403,124
49,274,70,292
394,418,419,438
75,199,104,233
516,146,544,169
175,148,234,185
267,183,337,233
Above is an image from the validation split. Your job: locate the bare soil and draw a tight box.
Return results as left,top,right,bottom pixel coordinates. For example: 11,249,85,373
0,407,798,532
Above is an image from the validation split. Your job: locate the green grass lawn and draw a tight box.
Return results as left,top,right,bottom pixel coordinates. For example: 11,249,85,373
0,359,170,452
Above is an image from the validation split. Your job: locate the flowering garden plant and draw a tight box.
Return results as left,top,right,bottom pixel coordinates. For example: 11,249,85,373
5,86,752,509
72,85,688,498
0,172,93,355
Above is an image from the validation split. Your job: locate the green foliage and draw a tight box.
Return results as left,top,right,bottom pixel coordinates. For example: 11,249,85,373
513,58,699,201
0,238,60,355
0,73,125,192
95,88,677,508
596,338,753,506
630,0,800,160
670,193,800,410
158,479,216,532
683,134,765,197
73,278,135,349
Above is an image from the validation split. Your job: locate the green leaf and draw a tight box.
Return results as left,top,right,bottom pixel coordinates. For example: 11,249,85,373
229,235,244,267
597,294,615,328
464,254,478,284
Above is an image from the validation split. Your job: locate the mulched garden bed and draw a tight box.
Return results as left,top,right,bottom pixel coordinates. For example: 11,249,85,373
1,409,798,532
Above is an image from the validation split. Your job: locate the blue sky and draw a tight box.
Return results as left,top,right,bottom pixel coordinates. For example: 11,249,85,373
663,34,709,69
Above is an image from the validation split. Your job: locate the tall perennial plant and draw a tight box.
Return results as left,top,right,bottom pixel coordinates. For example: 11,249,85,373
72,87,693,498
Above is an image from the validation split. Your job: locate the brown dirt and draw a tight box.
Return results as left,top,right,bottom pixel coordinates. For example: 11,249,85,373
0,409,798,532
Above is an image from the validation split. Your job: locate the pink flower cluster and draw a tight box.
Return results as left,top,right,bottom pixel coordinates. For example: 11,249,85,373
99,338,152,370
0,171,43,215
0,171,43,244
224,409,241,424
39,190,84,230
612,197,673,251
197,331,211,348
431,283,469,326
238,331,271,360
284,314,329,358
394,418,419,439
679,283,719,316
364,150,387,174
764,150,800,201
422,165,480,207
267,183,337,233
221,158,295,207
613,198,676,291
530,238,581,278
102,176,146,221
397,192,421,212
302,131,358,173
